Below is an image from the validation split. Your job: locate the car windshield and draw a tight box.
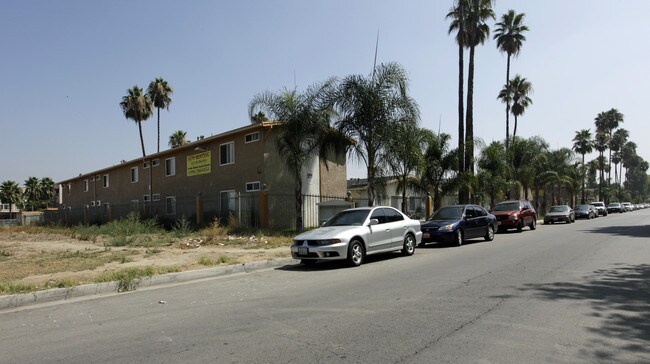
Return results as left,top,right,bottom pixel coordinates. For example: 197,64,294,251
494,202,519,212
430,206,464,220
549,206,568,213
575,205,590,210
323,210,370,226
610,203,620,206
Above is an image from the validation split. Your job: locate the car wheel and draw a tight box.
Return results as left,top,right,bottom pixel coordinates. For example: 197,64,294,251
455,229,464,246
516,220,523,233
402,234,416,256
529,218,537,230
301,259,316,266
484,225,494,241
347,239,365,267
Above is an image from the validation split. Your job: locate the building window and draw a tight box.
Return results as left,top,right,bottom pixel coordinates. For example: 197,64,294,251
67,184,71,195
96,200,101,206
131,167,139,183
166,196,176,215
103,174,109,188
90,201,96,207
220,190,236,217
143,195,151,202
83,179,89,192
152,159,160,167
165,157,176,176
152,193,160,201
246,181,261,192
245,132,260,143
220,142,235,166
143,161,150,169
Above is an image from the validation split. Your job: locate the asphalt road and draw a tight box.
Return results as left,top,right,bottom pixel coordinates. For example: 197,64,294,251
2,210,650,363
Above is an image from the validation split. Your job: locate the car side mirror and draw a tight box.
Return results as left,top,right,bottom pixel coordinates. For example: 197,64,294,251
368,218,379,226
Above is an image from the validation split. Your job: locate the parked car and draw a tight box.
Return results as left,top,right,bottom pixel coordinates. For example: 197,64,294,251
491,199,537,232
574,204,595,219
621,202,633,212
607,202,623,213
420,204,497,247
590,201,608,216
589,204,600,218
291,206,422,267
543,205,575,224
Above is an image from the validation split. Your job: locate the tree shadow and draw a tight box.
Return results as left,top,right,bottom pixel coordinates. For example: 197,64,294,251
521,264,650,361
583,225,650,238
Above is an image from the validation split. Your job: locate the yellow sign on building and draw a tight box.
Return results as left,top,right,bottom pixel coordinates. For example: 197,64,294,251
187,151,211,176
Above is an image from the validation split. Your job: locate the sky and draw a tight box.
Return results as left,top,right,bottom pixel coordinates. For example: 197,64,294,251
1,0,649,186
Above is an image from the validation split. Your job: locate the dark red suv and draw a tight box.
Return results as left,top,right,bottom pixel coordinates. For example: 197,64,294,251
492,200,537,232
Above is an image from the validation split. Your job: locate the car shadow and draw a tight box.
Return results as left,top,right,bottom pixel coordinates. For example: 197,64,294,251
417,239,484,249
276,251,407,271
582,225,650,238
517,263,650,361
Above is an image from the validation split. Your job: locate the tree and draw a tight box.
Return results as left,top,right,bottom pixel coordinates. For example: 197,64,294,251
477,141,508,209
169,130,188,148
418,133,459,211
147,78,173,153
594,108,624,193
494,9,529,150
334,62,419,207
23,176,41,211
250,79,348,230
120,86,153,158
510,136,547,200
39,177,56,208
572,129,593,203
609,127,629,197
508,74,533,140
0,180,22,219
250,111,268,124
543,148,577,206
594,131,609,201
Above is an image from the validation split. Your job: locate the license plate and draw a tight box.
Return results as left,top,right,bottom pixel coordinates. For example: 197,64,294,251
422,232,430,238
298,247,308,256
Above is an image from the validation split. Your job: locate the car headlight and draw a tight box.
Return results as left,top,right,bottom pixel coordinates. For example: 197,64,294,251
438,224,455,231
509,214,518,220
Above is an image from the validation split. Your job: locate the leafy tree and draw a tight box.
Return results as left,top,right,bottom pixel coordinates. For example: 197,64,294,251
147,78,173,153
543,148,577,206
494,9,529,150
510,136,547,200
250,79,348,230
477,141,508,209
572,129,593,203
334,62,419,207
23,176,41,211
418,132,459,211
120,86,153,158
169,130,188,148
0,180,22,219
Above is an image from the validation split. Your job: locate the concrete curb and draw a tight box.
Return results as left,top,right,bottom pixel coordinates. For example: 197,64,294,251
0,257,296,310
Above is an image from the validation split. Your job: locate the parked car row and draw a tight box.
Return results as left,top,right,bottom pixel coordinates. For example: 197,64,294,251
609,201,648,213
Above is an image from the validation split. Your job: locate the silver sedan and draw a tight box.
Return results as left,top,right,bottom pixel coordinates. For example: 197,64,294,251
291,206,422,267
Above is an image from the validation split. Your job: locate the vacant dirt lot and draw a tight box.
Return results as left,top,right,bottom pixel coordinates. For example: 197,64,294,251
0,230,293,292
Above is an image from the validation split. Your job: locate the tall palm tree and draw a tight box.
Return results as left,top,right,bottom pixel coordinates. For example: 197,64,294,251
572,129,593,203
23,176,41,211
147,78,173,153
250,79,348,230
463,0,495,199
334,62,419,207
494,9,529,150
446,0,468,202
418,132,459,211
594,108,624,192
39,177,56,208
593,131,609,201
120,86,153,158
508,75,533,140
169,130,188,148
0,180,22,219
609,128,629,189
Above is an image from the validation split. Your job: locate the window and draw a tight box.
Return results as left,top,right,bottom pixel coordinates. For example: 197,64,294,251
246,181,261,192
152,159,160,167
383,208,404,222
166,196,176,215
96,200,101,206
83,179,89,192
220,190,236,217
90,201,96,207
245,132,260,143
103,174,109,188
370,209,387,224
131,200,139,210
67,184,71,195
153,193,160,201
131,167,139,183
165,158,176,176
143,161,150,169
143,195,151,202
220,142,235,165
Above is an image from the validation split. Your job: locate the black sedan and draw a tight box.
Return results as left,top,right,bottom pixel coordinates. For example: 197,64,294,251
420,204,497,247
574,204,595,219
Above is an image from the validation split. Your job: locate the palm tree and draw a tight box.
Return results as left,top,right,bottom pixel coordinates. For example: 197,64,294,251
169,130,188,148
418,133,459,211
147,78,173,153
334,62,419,207
39,177,56,208
494,9,529,150
609,128,629,192
544,148,577,206
508,75,533,140
463,0,495,201
0,180,22,219
23,176,41,211
120,86,153,158
250,79,348,230
446,0,468,202
572,129,593,203
593,132,609,201
594,108,624,192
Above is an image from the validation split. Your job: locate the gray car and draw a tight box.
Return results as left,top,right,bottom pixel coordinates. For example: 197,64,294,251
543,205,575,224
291,206,422,267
